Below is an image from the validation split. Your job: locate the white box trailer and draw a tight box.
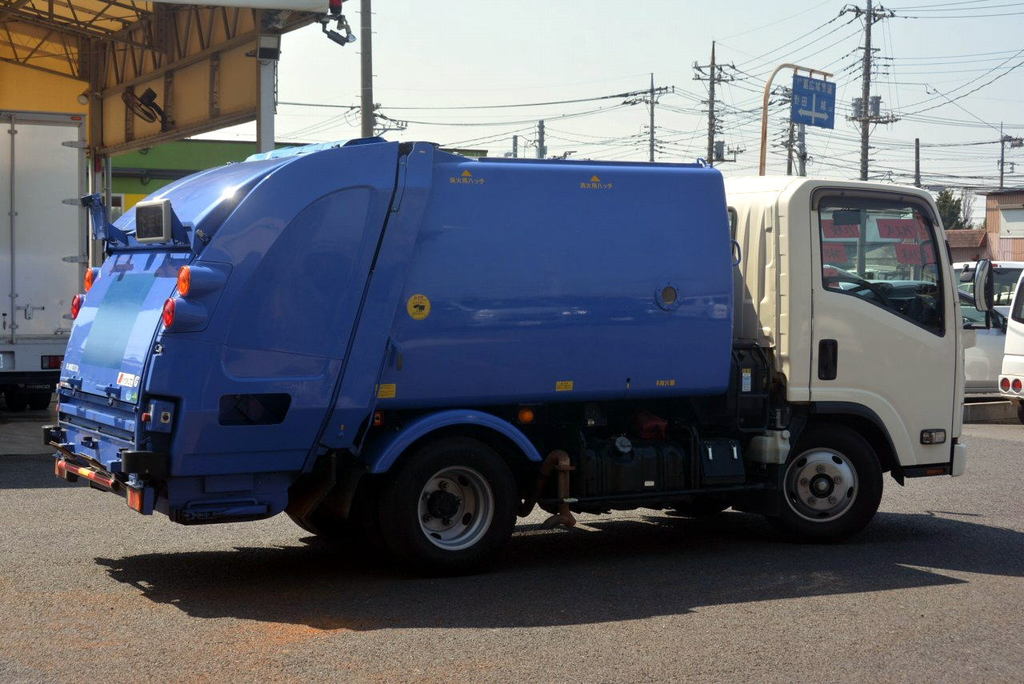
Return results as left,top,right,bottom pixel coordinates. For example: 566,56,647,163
0,111,88,411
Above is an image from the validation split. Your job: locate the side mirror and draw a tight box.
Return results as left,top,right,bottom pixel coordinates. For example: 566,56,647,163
973,259,994,313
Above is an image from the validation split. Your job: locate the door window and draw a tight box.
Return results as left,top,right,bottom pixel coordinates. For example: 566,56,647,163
818,198,945,335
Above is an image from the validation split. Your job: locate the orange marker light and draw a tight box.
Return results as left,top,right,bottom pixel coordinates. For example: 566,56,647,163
177,266,191,297
83,268,98,292
517,408,535,424
127,487,144,512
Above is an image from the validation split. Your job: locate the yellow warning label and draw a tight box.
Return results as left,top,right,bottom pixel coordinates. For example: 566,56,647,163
449,168,486,185
580,174,613,190
376,383,397,399
656,379,677,387
407,294,431,320
555,380,574,392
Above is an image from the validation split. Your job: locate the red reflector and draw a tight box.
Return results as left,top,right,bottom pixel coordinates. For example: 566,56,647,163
1001,377,1011,392
141,412,152,423
70,294,84,319
373,411,383,427
329,0,342,13
162,298,176,328
925,467,946,476
41,355,63,369
127,487,143,512
1013,379,1022,393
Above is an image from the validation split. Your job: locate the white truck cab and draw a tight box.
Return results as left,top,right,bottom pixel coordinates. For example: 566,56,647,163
954,260,1024,317
727,177,973,479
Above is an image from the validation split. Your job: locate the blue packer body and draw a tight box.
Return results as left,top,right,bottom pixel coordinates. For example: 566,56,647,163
52,139,734,523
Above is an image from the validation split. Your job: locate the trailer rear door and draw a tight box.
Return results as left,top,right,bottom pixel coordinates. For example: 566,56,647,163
0,112,86,342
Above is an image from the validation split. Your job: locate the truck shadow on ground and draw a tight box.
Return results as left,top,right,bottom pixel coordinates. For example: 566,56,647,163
95,510,1024,631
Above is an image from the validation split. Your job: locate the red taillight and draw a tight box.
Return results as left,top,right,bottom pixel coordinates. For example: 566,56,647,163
70,294,83,319
177,265,191,297
41,355,63,370
1001,377,1011,392
329,0,343,14
162,298,176,328
83,267,98,292
1013,379,1022,393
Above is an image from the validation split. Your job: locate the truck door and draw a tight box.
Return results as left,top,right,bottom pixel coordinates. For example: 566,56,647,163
809,191,958,468
1,113,85,341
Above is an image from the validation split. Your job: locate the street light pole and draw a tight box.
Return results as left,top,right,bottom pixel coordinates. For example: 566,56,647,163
758,63,832,176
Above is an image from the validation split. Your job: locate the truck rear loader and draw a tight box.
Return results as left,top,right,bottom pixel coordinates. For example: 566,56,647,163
46,138,982,573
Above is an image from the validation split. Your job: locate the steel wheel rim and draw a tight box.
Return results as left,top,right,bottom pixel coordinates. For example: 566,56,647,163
417,466,494,551
783,448,859,523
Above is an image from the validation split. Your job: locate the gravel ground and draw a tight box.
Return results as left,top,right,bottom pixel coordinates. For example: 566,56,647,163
1,409,1022,683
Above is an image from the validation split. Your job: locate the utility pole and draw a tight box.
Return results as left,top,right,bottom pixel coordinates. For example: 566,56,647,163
694,42,735,167
536,120,546,159
649,73,656,162
997,123,1021,189
786,120,795,175
843,0,897,180
359,0,374,137
859,0,872,180
796,124,807,176
914,138,921,187
512,135,518,158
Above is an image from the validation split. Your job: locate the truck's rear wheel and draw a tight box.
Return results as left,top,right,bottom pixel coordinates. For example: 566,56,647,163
3,387,27,412
773,424,882,541
378,437,516,575
26,390,52,411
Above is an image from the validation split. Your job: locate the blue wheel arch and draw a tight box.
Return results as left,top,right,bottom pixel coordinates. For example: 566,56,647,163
360,409,543,474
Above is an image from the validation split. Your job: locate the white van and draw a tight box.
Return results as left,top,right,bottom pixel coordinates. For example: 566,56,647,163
954,260,1024,316
997,269,1024,421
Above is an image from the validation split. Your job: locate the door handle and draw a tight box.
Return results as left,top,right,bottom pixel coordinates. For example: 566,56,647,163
818,339,838,380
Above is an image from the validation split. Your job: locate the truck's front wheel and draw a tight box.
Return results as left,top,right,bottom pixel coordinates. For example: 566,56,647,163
773,424,883,541
379,437,517,575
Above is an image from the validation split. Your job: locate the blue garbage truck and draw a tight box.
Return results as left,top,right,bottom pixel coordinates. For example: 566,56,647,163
46,138,981,572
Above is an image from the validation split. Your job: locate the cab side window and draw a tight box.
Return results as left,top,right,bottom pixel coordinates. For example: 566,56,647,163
818,198,945,335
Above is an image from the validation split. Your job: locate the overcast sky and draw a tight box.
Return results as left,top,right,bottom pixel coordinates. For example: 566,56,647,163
205,0,1024,191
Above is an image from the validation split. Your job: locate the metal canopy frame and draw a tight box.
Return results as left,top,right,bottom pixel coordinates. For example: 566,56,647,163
1,1,314,154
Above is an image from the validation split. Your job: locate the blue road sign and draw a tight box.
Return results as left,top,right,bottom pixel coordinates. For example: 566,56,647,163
791,75,836,129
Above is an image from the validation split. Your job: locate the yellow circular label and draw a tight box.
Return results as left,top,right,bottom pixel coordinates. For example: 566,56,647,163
406,294,431,320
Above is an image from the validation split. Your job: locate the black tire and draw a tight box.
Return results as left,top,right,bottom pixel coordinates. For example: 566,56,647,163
378,437,517,575
26,391,52,411
772,423,883,541
3,388,27,412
